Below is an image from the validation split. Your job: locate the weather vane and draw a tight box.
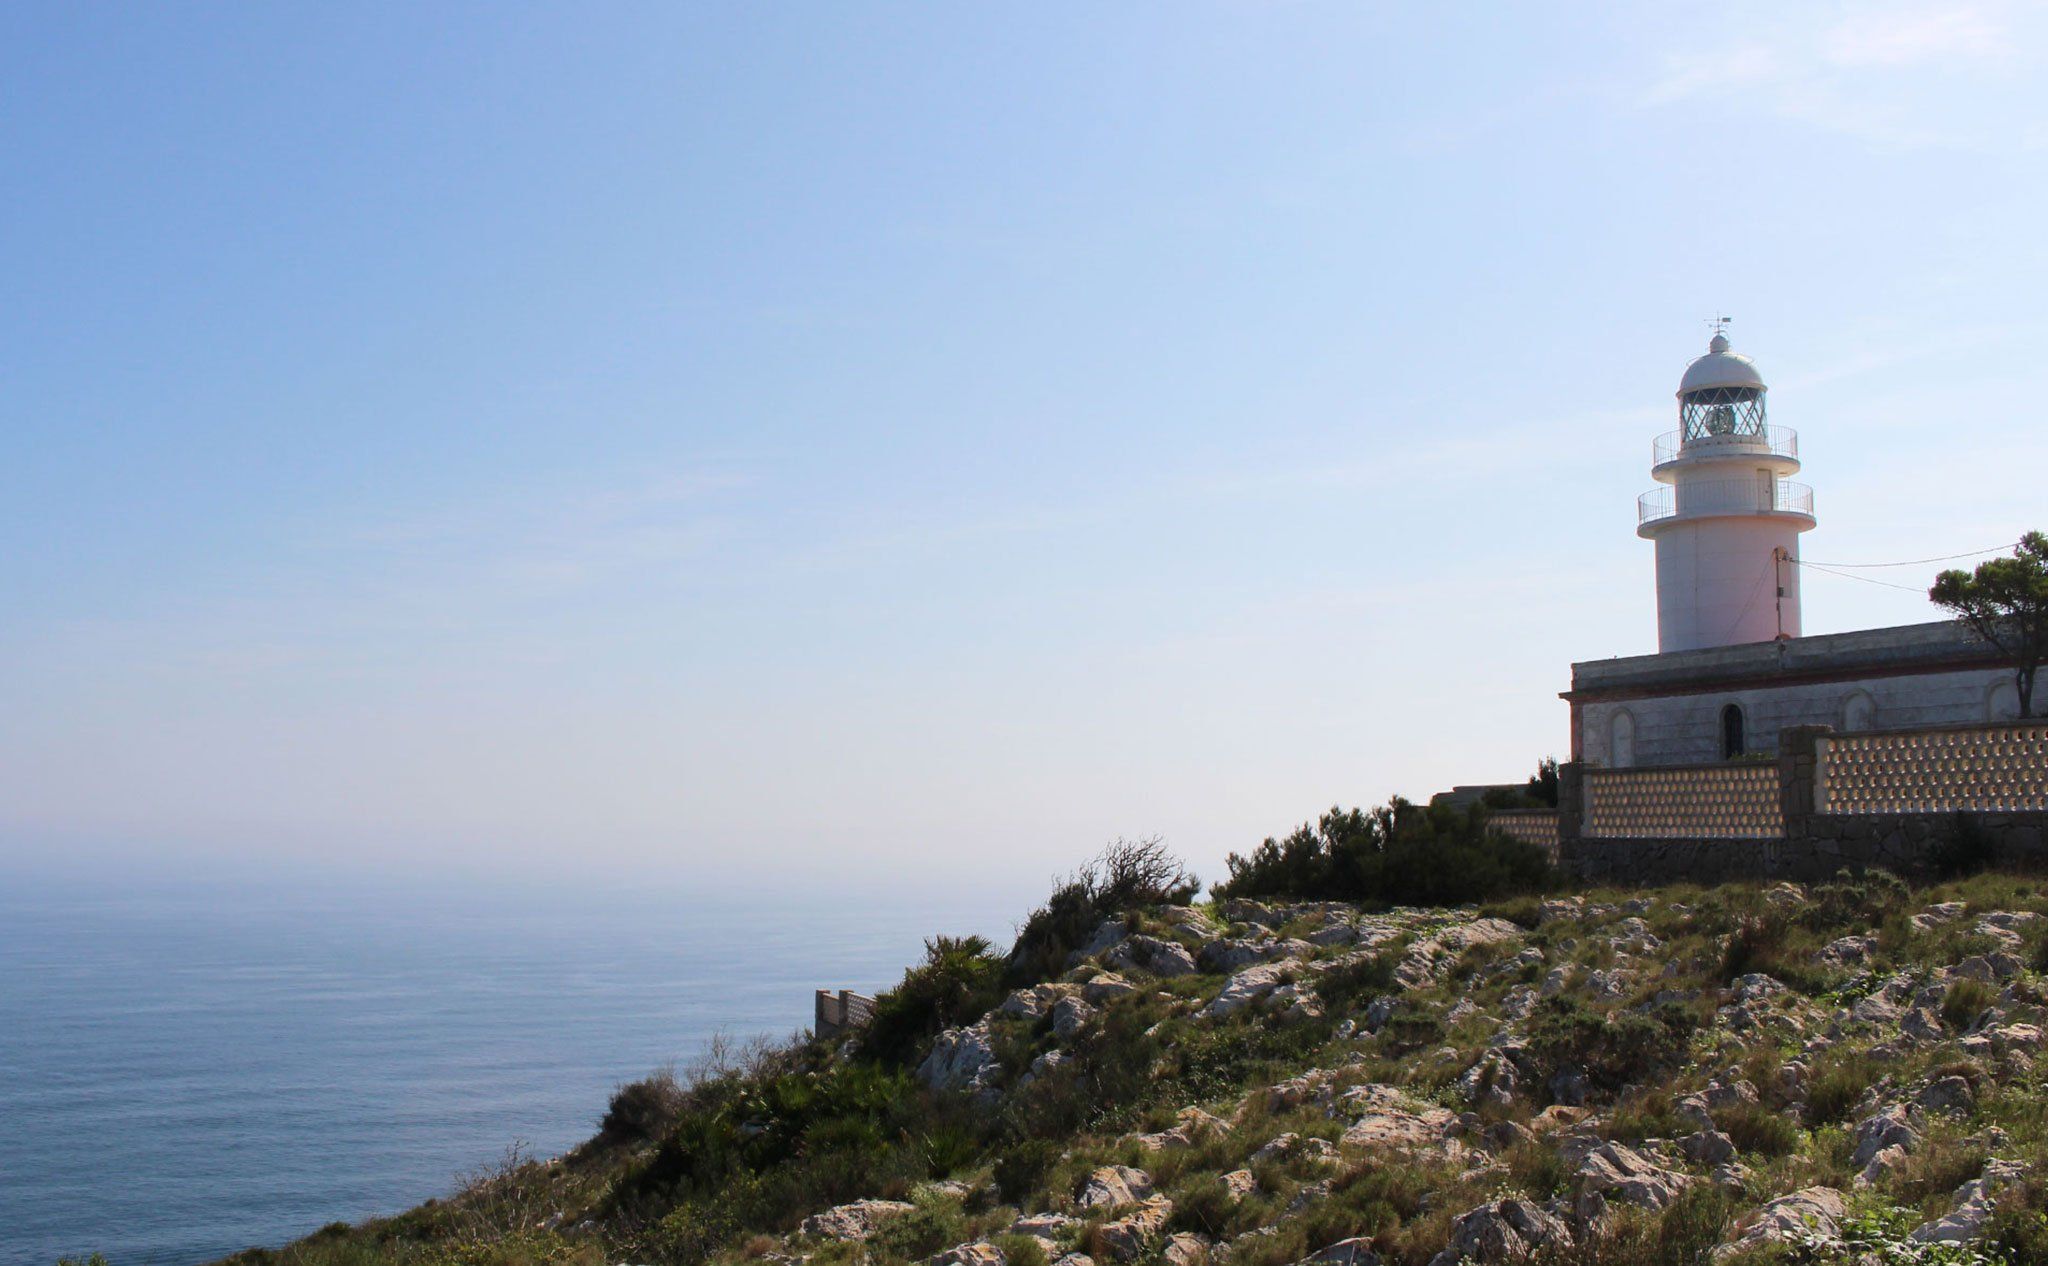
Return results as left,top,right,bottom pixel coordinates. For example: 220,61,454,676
1706,314,1733,338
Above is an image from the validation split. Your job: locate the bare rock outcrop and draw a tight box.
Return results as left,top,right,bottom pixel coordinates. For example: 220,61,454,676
1715,1187,1846,1257
801,1199,916,1241
1078,1165,1155,1210
1427,1198,1571,1265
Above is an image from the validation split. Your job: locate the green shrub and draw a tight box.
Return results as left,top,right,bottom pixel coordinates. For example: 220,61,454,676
1529,996,1697,1092
864,935,1006,1068
867,1194,970,1262
1719,912,1786,984
1943,978,1996,1032
599,1067,687,1145
992,1235,1050,1266
1214,798,1551,907
1171,1172,1238,1237
1716,1101,1799,1158
1319,951,1398,1013
1805,1061,1880,1127
1007,838,1198,987
1803,869,1910,933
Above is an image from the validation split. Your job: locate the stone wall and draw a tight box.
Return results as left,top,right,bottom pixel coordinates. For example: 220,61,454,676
1555,720,2048,885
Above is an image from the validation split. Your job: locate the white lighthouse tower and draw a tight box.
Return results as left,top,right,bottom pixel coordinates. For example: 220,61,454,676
1638,325,1816,652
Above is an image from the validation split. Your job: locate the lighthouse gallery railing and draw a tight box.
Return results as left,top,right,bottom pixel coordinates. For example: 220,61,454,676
1651,424,1799,468
1638,479,1814,527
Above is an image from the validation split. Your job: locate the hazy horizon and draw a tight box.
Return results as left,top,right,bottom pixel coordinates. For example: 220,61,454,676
6,3,2047,892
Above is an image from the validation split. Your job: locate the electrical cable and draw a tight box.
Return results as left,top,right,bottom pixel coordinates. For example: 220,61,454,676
1796,543,2018,569
1793,560,1933,593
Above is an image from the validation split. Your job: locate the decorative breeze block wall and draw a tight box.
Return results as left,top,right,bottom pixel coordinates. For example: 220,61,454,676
1817,725,2048,814
1582,763,1784,839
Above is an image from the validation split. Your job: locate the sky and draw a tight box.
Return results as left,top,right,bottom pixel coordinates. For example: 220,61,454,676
3,2,2045,896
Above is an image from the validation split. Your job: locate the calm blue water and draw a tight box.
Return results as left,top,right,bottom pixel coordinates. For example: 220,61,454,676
0,872,1027,1266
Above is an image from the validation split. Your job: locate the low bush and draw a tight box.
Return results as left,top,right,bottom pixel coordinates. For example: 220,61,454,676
1319,950,1398,1014
1803,869,1910,934
599,1067,687,1145
1803,1060,1878,1127
1942,977,1996,1033
1213,799,1551,907
864,935,1006,1068
1715,1101,1799,1158
1006,838,1199,987
1529,996,1697,1092
866,1193,970,1262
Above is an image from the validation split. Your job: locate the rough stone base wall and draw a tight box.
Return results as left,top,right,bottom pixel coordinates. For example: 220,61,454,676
1559,811,2048,886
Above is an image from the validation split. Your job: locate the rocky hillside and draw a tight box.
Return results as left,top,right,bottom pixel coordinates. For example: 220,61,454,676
221,868,2048,1266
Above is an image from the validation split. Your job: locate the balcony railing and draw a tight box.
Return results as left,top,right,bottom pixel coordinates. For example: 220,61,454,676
1653,424,1799,468
1639,479,1814,526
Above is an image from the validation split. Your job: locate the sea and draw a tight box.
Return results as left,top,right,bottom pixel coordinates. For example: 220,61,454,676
0,868,1033,1266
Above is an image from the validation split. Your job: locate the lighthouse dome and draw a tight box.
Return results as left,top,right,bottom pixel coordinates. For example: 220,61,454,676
1678,333,1766,397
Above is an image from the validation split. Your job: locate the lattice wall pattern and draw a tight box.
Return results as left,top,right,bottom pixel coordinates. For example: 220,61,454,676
1488,809,1560,856
1583,763,1784,839
1818,725,2048,814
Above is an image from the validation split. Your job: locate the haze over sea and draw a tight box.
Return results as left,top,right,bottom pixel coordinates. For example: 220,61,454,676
0,868,1029,1266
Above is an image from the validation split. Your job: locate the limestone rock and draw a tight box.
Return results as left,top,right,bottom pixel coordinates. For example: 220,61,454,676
1009,1213,1077,1249
1717,1187,1846,1256
1300,1237,1381,1266
1339,1084,1455,1152
1395,918,1523,990
1082,973,1139,1004
1162,1232,1209,1266
1458,1050,1523,1109
1000,984,1072,1021
1266,1069,1338,1112
1679,1130,1736,1166
1576,1142,1691,1216
1851,1105,1920,1185
1079,919,1130,958
1815,935,1877,968
1094,1197,1173,1262
1913,1074,1976,1118
919,1025,999,1094
1221,1169,1259,1199
1428,1198,1572,1266
1205,963,1292,1019
1133,1107,1225,1152
1909,1172,2007,1245
1078,1165,1155,1210
1053,996,1095,1041
1911,901,1966,931
929,1244,1004,1266
801,1199,916,1241
1252,1132,1338,1166
1105,935,1199,979
1199,937,1313,973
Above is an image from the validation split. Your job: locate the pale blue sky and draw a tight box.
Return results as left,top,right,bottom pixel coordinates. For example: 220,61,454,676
4,3,2044,891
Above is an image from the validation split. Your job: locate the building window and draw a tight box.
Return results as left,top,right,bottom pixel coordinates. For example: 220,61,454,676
1721,703,1746,759
1609,710,1636,768
1842,692,1876,732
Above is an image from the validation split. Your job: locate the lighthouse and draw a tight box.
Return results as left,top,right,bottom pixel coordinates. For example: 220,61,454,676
1637,326,1816,653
